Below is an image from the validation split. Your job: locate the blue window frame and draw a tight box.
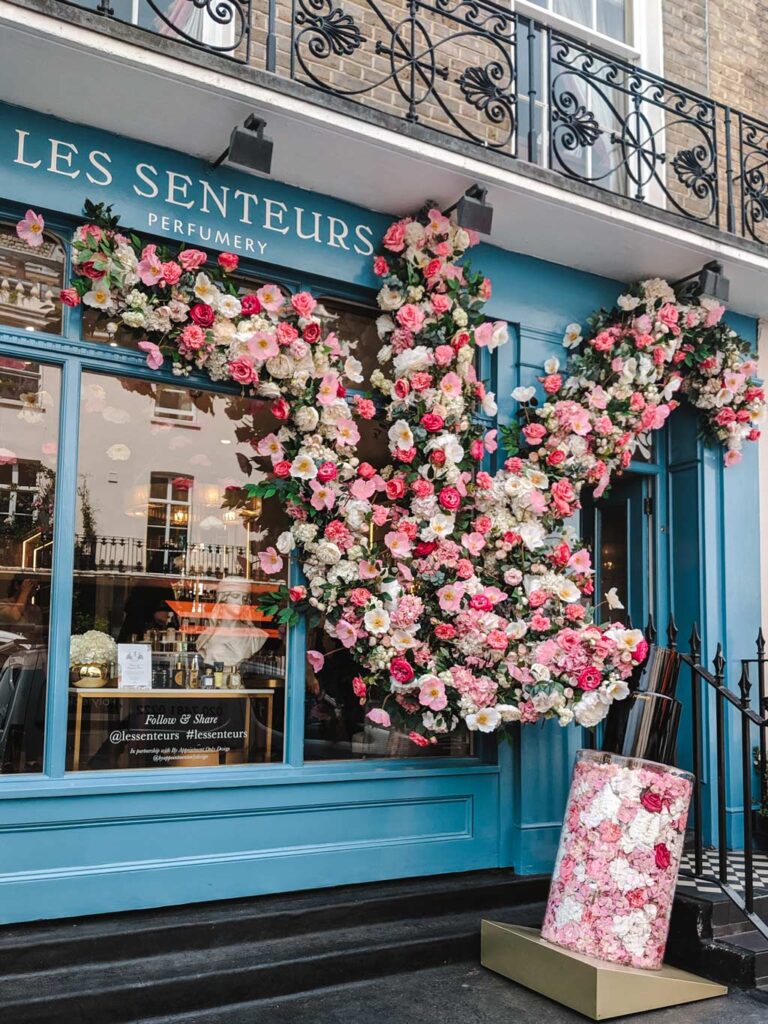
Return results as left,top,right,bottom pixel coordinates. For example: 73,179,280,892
0,201,497,789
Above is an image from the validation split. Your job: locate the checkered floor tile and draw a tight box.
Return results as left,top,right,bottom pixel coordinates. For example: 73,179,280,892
677,849,768,895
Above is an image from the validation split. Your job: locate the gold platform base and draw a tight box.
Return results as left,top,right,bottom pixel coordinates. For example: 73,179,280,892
481,922,727,1020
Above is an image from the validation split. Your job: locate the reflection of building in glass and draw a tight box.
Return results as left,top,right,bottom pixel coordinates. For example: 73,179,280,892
0,222,64,335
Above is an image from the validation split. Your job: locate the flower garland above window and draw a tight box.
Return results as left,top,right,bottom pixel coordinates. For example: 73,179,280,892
15,204,766,745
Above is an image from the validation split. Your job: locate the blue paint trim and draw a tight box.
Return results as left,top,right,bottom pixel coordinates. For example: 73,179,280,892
44,356,81,778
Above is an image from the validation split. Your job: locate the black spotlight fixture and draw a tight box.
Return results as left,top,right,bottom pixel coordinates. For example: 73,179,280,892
444,184,494,236
674,260,730,304
212,114,273,176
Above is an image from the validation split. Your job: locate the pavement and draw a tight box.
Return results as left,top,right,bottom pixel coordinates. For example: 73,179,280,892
143,962,768,1024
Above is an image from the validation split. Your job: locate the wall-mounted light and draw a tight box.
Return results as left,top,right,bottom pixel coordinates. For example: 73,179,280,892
212,115,273,177
674,261,730,304
444,184,494,236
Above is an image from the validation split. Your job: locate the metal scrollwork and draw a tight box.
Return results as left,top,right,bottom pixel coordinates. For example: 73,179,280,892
549,32,717,221
147,0,248,55
292,0,516,150
739,116,768,242
294,0,366,58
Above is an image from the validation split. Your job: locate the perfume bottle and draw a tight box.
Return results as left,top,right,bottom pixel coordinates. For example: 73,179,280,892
214,661,225,689
188,654,202,689
227,665,243,690
173,652,187,690
201,665,215,690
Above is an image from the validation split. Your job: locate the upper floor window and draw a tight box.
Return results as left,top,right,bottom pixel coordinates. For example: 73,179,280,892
0,222,65,336
527,0,630,43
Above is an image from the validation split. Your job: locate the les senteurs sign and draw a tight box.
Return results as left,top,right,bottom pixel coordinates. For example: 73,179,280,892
0,101,389,287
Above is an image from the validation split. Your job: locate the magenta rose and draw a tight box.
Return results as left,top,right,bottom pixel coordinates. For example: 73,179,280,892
316,461,337,482
218,252,239,273
654,843,671,869
59,287,80,307
641,791,663,813
303,322,321,344
438,486,461,511
390,657,414,684
241,294,262,316
421,413,445,433
190,303,215,328
576,667,602,691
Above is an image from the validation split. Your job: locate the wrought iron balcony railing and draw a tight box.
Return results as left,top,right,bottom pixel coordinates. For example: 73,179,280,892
58,0,768,246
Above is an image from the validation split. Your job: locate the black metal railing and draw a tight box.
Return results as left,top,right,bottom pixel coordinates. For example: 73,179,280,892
47,0,768,245
73,535,248,578
645,615,768,939
69,0,251,60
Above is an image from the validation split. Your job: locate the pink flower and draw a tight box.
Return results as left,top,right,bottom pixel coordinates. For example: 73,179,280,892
16,209,45,248
461,532,486,556
291,291,317,318
724,449,743,467
367,707,391,727
409,732,431,747
256,283,285,313
178,249,208,271
654,843,671,869
179,324,207,352
218,252,239,273
258,547,284,575
437,582,464,613
335,619,361,649
438,486,461,511
317,372,340,406
396,303,425,333
352,676,367,698
358,560,381,580
228,357,258,386
309,651,325,675
59,288,80,307
418,677,447,711
137,244,164,286
138,340,164,370
577,667,602,691
384,531,412,558
382,221,407,252
439,371,462,398
162,262,182,286
390,657,414,684
246,330,279,362
309,480,336,510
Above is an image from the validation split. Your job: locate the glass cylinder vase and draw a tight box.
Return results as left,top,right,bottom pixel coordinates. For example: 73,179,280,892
541,750,693,970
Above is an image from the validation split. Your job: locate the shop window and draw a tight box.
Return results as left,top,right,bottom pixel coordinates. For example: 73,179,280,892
67,374,288,771
153,385,197,426
0,222,65,335
0,360,61,774
528,0,630,42
320,297,379,389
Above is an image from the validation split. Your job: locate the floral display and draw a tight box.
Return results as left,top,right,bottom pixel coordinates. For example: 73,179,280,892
69,629,117,667
18,203,765,746
541,750,693,969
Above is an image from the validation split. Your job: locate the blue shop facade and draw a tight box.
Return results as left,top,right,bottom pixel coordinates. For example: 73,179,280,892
0,100,761,925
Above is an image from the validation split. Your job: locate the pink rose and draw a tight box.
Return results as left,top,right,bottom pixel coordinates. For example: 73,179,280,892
291,291,317,318
641,791,663,813
396,303,425,334
390,657,414,685
59,288,80,308
228,357,257,385
178,248,208,271
577,667,602,691
382,221,407,252
162,262,182,286
421,413,445,433
438,486,461,511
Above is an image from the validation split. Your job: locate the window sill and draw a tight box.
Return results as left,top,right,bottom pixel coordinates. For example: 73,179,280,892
0,758,500,800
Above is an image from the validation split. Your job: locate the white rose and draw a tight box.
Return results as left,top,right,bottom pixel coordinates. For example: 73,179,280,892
294,406,319,432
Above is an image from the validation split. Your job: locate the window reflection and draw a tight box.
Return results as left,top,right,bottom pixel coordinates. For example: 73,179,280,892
67,373,288,771
0,360,60,773
320,297,379,388
0,222,64,335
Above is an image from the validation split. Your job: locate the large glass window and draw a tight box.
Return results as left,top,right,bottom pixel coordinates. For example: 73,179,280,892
0,359,61,773
67,372,288,771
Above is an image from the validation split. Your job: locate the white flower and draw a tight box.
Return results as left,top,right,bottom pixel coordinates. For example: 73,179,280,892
393,346,433,377
377,285,403,311
554,579,581,603
563,323,583,349
83,279,114,310
314,541,341,565
580,782,622,828
606,627,644,653
376,314,394,339
573,691,610,728
617,294,642,312
553,896,583,929
609,857,652,893
364,605,391,635
518,521,546,551
388,420,414,449
466,707,502,732
605,587,624,610
543,357,560,374
603,678,630,702
276,531,294,554
344,356,364,383
512,386,536,403
290,454,317,480
218,294,241,319
193,273,220,307
294,406,319,432
613,909,654,959
530,663,551,683
481,391,498,416
496,704,522,723
422,514,455,540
